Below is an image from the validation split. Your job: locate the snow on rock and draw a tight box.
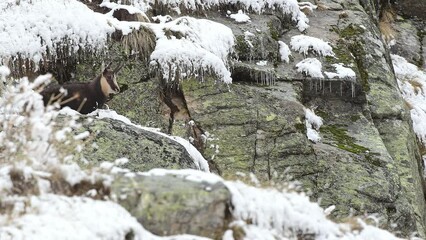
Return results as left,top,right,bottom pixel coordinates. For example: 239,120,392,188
101,1,149,15
229,10,251,23
0,194,147,240
0,194,212,240
128,0,309,31
97,109,210,172
144,169,402,239
141,168,223,184
0,0,115,64
256,60,268,66
146,17,234,83
278,41,292,63
304,108,323,143
296,58,324,78
152,15,174,23
392,54,426,147
290,35,334,57
325,63,356,79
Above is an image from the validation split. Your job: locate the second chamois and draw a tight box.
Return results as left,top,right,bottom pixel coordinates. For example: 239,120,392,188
41,64,122,114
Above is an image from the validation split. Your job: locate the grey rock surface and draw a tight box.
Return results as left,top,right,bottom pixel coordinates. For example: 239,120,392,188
111,173,231,239
71,0,426,237
77,116,200,171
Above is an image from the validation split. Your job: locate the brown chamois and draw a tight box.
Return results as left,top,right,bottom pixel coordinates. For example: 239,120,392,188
41,64,122,114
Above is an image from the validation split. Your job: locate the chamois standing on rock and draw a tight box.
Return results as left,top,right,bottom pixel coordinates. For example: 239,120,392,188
41,64,122,114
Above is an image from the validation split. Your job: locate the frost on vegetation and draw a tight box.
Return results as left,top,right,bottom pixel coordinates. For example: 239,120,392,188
290,35,334,57
126,0,309,31
229,10,251,23
146,17,234,84
145,169,402,239
0,71,138,240
101,1,150,15
0,71,115,193
0,194,211,240
392,54,426,148
304,108,323,143
0,0,114,65
278,40,291,63
325,63,356,80
296,58,324,78
96,109,210,172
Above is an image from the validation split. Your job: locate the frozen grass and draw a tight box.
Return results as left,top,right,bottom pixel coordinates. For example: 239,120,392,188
290,35,334,57
296,57,324,78
103,0,309,31
145,17,234,84
0,0,114,64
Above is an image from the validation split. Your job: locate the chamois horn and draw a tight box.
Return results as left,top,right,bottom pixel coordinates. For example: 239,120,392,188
113,62,125,74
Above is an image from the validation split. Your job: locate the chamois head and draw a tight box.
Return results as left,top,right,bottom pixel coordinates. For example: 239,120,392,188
100,63,122,96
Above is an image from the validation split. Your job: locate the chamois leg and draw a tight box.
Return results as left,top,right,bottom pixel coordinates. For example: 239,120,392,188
77,98,87,113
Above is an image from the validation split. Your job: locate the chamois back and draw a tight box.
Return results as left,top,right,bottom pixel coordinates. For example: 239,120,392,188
41,66,121,114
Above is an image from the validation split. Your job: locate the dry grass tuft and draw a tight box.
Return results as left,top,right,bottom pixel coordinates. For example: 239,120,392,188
407,78,424,94
378,6,396,44
121,25,156,62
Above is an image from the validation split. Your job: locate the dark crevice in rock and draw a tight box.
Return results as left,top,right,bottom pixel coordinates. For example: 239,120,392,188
302,78,367,103
231,62,276,85
418,28,425,68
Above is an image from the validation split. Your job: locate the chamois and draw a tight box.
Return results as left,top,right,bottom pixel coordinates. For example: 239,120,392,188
41,64,122,114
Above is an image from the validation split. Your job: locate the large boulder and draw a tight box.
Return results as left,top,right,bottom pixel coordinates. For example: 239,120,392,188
111,172,231,238
59,115,202,171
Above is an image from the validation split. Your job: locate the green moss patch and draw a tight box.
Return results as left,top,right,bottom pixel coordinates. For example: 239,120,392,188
322,125,370,154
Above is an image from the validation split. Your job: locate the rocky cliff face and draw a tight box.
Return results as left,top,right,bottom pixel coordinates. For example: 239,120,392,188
3,0,424,238
79,0,426,237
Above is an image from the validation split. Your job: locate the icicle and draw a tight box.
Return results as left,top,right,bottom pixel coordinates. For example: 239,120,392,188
340,81,343,96
329,81,331,93
260,36,265,59
351,82,355,98
315,79,318,92
322,79,325,95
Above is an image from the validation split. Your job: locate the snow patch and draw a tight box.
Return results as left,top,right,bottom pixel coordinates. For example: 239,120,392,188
290,35,334,57
229,10,251,23
278,41,292,63
392,54,426,147
305,108,323,143
131,0,309,31
0,0,114,63
296,58,324,78
256,60,268,66
140,168,223,184
0,194,150,240
325,63,356,79
146,17,234,83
